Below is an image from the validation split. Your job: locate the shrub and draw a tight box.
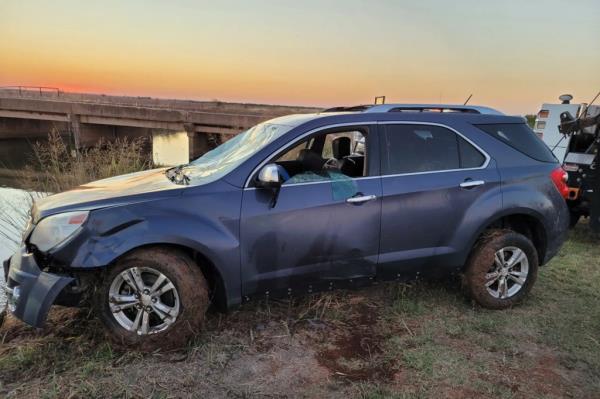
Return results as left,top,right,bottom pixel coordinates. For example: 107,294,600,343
19,130,152,193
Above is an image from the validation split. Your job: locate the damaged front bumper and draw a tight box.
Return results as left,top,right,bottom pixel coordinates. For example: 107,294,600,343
3,247,74,328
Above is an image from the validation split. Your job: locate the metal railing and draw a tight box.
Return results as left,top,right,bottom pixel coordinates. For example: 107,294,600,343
0,86,61,96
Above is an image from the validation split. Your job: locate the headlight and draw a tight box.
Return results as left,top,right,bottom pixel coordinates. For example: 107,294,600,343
29,211,89,252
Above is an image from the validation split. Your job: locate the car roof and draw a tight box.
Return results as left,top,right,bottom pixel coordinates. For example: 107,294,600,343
267,109,526,130
322,103,504,115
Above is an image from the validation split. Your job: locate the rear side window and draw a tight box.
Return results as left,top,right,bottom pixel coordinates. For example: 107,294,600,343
383,124,486,174
475,123,556,162
459,136,486,168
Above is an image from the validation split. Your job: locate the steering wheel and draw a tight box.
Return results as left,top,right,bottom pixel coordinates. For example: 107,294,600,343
323,158,340,170
343,156,356,165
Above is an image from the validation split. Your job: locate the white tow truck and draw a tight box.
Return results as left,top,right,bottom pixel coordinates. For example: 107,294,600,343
535,93,600,230
533,94,582,163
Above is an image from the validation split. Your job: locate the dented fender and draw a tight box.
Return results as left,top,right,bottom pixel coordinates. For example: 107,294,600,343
42,181,244,309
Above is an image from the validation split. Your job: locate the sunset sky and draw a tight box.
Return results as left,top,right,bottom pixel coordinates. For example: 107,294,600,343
1,0,599,114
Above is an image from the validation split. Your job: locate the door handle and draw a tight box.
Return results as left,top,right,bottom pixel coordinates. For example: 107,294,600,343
460,180,485,189
346,194,377,204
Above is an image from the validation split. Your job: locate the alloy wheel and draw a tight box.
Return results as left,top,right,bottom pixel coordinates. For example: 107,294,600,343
485,246,529,299
108,266,180,335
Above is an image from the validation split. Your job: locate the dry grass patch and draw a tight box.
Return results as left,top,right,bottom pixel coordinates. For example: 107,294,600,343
18,129,151,193
1,224,599,398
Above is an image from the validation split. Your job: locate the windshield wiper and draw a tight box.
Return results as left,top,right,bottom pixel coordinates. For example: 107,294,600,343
165,165,190,185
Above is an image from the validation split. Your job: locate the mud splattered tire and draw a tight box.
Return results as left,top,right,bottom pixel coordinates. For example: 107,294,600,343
463,230,538,309
94,247,209,350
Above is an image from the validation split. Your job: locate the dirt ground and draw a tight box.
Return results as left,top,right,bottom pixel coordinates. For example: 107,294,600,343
1,224,599,398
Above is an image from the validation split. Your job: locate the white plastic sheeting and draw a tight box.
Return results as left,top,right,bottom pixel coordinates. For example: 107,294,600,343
0,188,33,309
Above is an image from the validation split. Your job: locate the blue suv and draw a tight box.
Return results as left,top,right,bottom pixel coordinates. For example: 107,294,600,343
3,104,570,348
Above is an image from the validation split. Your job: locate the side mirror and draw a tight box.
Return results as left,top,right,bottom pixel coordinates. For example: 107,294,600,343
257,163,282,189
257,164,283,208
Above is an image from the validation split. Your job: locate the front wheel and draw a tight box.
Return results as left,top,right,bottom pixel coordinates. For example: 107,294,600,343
94,248,209,349
463,230,538,309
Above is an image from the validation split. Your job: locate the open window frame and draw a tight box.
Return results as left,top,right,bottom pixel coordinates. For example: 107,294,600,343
247,124,379,188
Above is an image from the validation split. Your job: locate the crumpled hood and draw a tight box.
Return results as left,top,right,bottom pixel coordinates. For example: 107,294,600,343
33,168,183,221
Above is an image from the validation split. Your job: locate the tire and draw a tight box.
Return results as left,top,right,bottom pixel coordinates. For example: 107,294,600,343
463,229,538,309
94,247,209,350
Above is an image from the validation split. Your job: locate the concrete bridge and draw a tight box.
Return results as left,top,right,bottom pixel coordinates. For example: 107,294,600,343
0,88,319,167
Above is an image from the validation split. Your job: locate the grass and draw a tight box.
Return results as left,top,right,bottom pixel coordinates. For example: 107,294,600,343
17,129,151,193
1,223,599,398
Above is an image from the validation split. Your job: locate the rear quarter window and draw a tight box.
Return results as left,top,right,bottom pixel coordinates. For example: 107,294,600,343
475,123,557,163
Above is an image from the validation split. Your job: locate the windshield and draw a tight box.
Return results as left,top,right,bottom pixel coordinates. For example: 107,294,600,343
179,122,294,185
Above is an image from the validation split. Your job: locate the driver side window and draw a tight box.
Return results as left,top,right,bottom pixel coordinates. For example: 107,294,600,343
273,129,367,185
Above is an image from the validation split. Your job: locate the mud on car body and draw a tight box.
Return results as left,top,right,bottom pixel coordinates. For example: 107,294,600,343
3,104,570,348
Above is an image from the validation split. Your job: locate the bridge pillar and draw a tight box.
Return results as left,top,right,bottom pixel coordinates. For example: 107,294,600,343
186,127,211,161
69,113,82,150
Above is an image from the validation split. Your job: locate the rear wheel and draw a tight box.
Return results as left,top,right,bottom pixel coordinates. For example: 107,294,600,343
463,230,538,309
95,248,209,349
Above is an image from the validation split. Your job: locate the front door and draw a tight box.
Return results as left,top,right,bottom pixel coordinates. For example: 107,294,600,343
240,125,381,297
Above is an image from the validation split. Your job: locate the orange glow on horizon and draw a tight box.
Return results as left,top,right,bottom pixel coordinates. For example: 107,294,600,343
1,0,598,114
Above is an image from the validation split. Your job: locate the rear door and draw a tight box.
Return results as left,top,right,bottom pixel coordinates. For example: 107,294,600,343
377,122,501,278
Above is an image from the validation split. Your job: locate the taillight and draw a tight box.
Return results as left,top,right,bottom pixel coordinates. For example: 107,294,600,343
550,167,569,198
